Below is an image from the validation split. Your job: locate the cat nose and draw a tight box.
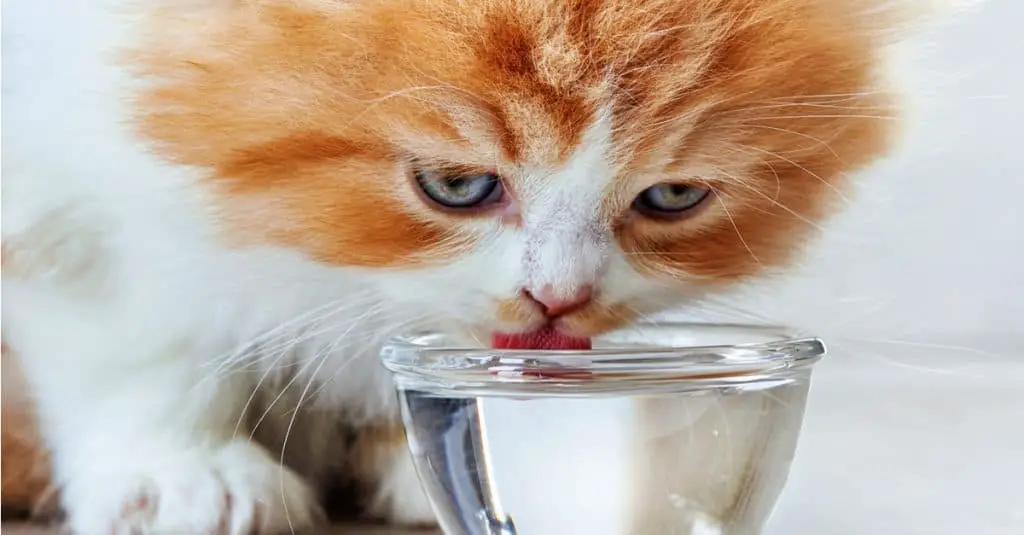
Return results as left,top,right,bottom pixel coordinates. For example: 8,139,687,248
524,284,594,317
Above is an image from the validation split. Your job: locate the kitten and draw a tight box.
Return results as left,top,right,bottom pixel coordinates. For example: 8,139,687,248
2,0,919,533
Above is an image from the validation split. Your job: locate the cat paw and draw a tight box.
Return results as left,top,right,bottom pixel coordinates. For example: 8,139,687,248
62,440,323,535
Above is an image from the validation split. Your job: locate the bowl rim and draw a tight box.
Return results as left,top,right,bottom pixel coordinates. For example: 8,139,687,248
380,322,827,396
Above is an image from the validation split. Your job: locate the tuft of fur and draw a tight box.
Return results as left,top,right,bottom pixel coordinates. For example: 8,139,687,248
2,0,931,533
1,346,58,519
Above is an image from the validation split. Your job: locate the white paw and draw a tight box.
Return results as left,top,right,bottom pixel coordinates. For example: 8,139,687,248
63,440,323,535
367,447,436,527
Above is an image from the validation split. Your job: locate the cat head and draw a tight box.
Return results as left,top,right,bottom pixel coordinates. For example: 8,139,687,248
129,0,909,342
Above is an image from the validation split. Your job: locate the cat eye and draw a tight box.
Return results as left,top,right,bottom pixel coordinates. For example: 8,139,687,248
633,183,711,217
414,168,504,210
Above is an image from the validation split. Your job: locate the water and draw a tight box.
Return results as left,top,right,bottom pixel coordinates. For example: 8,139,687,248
397,378,813,535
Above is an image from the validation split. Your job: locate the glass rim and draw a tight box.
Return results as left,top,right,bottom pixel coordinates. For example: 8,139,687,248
381,322,827,396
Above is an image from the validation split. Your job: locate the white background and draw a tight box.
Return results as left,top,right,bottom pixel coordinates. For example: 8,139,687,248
738,3,1024,533
737,0,1023,342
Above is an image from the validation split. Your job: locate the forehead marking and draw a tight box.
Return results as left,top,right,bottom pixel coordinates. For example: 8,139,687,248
521,110,616,297
520,109,616,220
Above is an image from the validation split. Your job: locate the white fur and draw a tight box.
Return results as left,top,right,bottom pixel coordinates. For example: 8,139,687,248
1,1,695,532
3,0,939,532
520,111,616,301
4,1,421,531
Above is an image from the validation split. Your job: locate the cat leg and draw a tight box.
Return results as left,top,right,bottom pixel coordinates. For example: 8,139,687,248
348,422,436,526
15,334,323,535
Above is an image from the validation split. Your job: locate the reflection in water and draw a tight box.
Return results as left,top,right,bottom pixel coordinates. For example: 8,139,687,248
398,376,812,535
400,393,518,534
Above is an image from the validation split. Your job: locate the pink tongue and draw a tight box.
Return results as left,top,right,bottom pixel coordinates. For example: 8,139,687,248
491,327,592,350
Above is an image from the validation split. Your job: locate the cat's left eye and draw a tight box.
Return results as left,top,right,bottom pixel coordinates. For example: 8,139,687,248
414,168,504,210
633,183,711,218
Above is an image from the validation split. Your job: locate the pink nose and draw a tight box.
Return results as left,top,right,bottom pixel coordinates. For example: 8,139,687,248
524,284,595,317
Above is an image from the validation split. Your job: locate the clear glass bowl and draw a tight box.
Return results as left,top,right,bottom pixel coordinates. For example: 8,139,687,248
381,323,826,535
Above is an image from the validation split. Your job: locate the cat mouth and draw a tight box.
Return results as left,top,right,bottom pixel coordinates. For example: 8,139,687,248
490,326,592,351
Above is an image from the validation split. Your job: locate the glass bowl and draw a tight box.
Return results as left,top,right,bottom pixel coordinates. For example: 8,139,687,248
380,323,826,535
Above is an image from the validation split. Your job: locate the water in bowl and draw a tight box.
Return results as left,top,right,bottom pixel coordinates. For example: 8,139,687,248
384,324,824,535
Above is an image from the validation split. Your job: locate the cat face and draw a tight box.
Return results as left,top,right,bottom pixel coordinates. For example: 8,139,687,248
129,0,899,339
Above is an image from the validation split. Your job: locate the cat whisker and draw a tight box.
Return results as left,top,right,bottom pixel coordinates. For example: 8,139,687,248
844,344,990,378
810,296,899,333
736,101,896,114
357,84,457,105
620,303,660,325
201,289,384,377
278,356,331,534
294,312,437,404
242,303,381,367
838,336,1009,362
622,262,721,282
201,298,348,374
276,310,375,534
726,183,828,233
204,299,373,395
735,113,898,122
227,300,377,437
623,251,711,257
669,295,779,325
729,124,844,161
729,144,852,206
274,307,442,412
335,83,461,135
757,90,890,103
614,97,721,133
248,304,386,443
713,190,763,266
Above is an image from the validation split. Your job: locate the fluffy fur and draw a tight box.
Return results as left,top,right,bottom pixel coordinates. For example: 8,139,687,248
2,0,923,533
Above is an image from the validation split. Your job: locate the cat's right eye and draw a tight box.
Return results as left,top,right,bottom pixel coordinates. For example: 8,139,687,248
414,168,505,211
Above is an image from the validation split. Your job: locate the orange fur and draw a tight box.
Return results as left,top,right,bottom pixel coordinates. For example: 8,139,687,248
561,302,637,338
1,347,56,519
496,296,539,326
347,425,408,500
126,0,898,280
1,407,54,518
4,0,909,520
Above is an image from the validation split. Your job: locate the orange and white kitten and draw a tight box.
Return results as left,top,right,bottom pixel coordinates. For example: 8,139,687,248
3,0,924,533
